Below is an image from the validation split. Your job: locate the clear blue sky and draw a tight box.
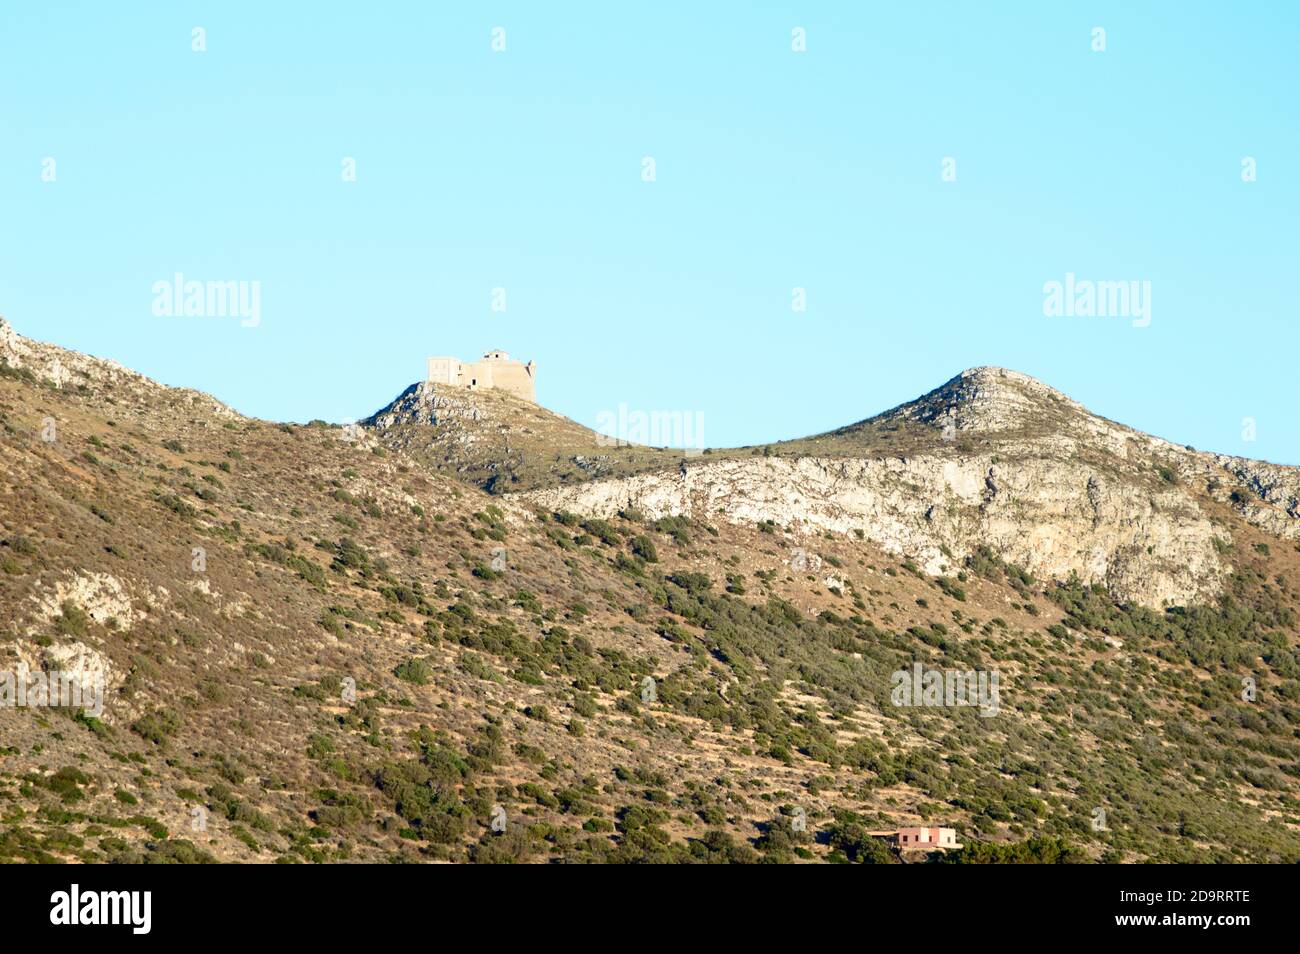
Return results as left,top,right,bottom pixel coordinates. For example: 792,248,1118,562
2,2,1296,461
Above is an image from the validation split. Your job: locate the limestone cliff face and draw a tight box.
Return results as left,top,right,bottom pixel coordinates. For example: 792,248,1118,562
1211,455,1300,541
514,368,1300,608
518,453,1226,607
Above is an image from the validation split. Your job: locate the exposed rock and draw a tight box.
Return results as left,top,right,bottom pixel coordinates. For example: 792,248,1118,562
518,453,1225,607
514,367,1298,608
10,639,118,717
2,315,158,394
32,571,143,632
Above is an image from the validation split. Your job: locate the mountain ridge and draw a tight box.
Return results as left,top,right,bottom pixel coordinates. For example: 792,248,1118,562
4,315,1299,609
2,314,1290,469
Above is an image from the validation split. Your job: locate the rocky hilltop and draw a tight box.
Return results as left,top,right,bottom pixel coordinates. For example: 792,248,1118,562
512,367,1297,608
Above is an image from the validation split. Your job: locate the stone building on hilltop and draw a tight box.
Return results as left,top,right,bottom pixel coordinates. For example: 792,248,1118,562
427,349,537,403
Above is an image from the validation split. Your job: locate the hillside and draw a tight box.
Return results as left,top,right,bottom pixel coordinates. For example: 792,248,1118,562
361,381,689,494
1,317,1298,864
368,364,1300,609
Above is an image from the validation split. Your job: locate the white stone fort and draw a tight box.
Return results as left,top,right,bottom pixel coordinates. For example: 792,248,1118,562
427,349,537,404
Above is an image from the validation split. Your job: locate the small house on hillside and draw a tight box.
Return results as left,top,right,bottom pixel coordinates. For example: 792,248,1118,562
894,827,961,850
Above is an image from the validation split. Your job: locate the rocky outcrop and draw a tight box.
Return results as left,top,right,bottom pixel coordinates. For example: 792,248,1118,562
32,571,143,632
363,381,490,436
1211,455,1300,541
512,367,1300,607
0,315,239,418
517,452,1227,607
1,316,157,393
